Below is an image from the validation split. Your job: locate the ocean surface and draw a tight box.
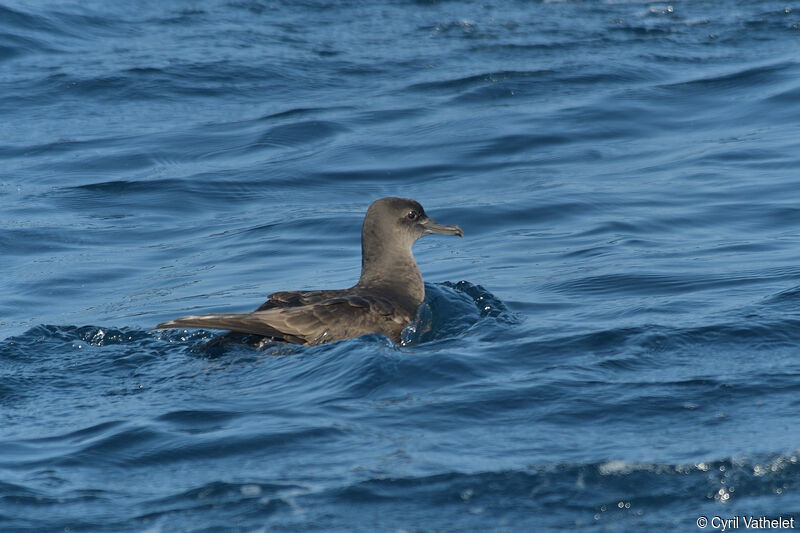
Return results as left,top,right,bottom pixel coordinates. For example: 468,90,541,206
3,0,800,531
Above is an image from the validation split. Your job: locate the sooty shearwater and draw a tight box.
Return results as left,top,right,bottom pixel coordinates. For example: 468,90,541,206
156,197,463,346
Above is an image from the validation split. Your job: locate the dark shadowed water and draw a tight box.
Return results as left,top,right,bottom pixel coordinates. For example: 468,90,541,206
3,1,800,531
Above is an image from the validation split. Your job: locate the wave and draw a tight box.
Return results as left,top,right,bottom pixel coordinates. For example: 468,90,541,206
4,453,796,531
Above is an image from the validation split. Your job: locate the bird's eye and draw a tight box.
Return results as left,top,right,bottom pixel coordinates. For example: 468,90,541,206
406,210,418,220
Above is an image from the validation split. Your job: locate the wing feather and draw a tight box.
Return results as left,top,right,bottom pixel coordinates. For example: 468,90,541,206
157,293,411,345
254,289,348,311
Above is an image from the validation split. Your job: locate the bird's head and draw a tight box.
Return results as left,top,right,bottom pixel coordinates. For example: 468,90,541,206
363,197,463,249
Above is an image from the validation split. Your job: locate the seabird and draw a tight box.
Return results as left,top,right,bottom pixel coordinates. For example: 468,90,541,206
156,197,463,346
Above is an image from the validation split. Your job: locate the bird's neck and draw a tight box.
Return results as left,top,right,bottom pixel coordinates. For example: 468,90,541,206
357,241,425,310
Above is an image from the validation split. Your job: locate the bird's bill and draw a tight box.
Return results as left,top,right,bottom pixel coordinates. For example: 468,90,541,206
421,217,464,237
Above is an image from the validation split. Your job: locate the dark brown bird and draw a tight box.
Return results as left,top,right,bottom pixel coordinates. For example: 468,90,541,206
156,197,463,346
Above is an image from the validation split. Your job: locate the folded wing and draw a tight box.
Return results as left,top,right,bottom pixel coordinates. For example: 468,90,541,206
156,292,406,345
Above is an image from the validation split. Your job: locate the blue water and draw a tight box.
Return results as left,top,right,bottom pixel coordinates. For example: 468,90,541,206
3,0,800,531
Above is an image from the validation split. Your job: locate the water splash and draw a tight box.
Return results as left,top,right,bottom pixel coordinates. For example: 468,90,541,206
402,281,514,345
